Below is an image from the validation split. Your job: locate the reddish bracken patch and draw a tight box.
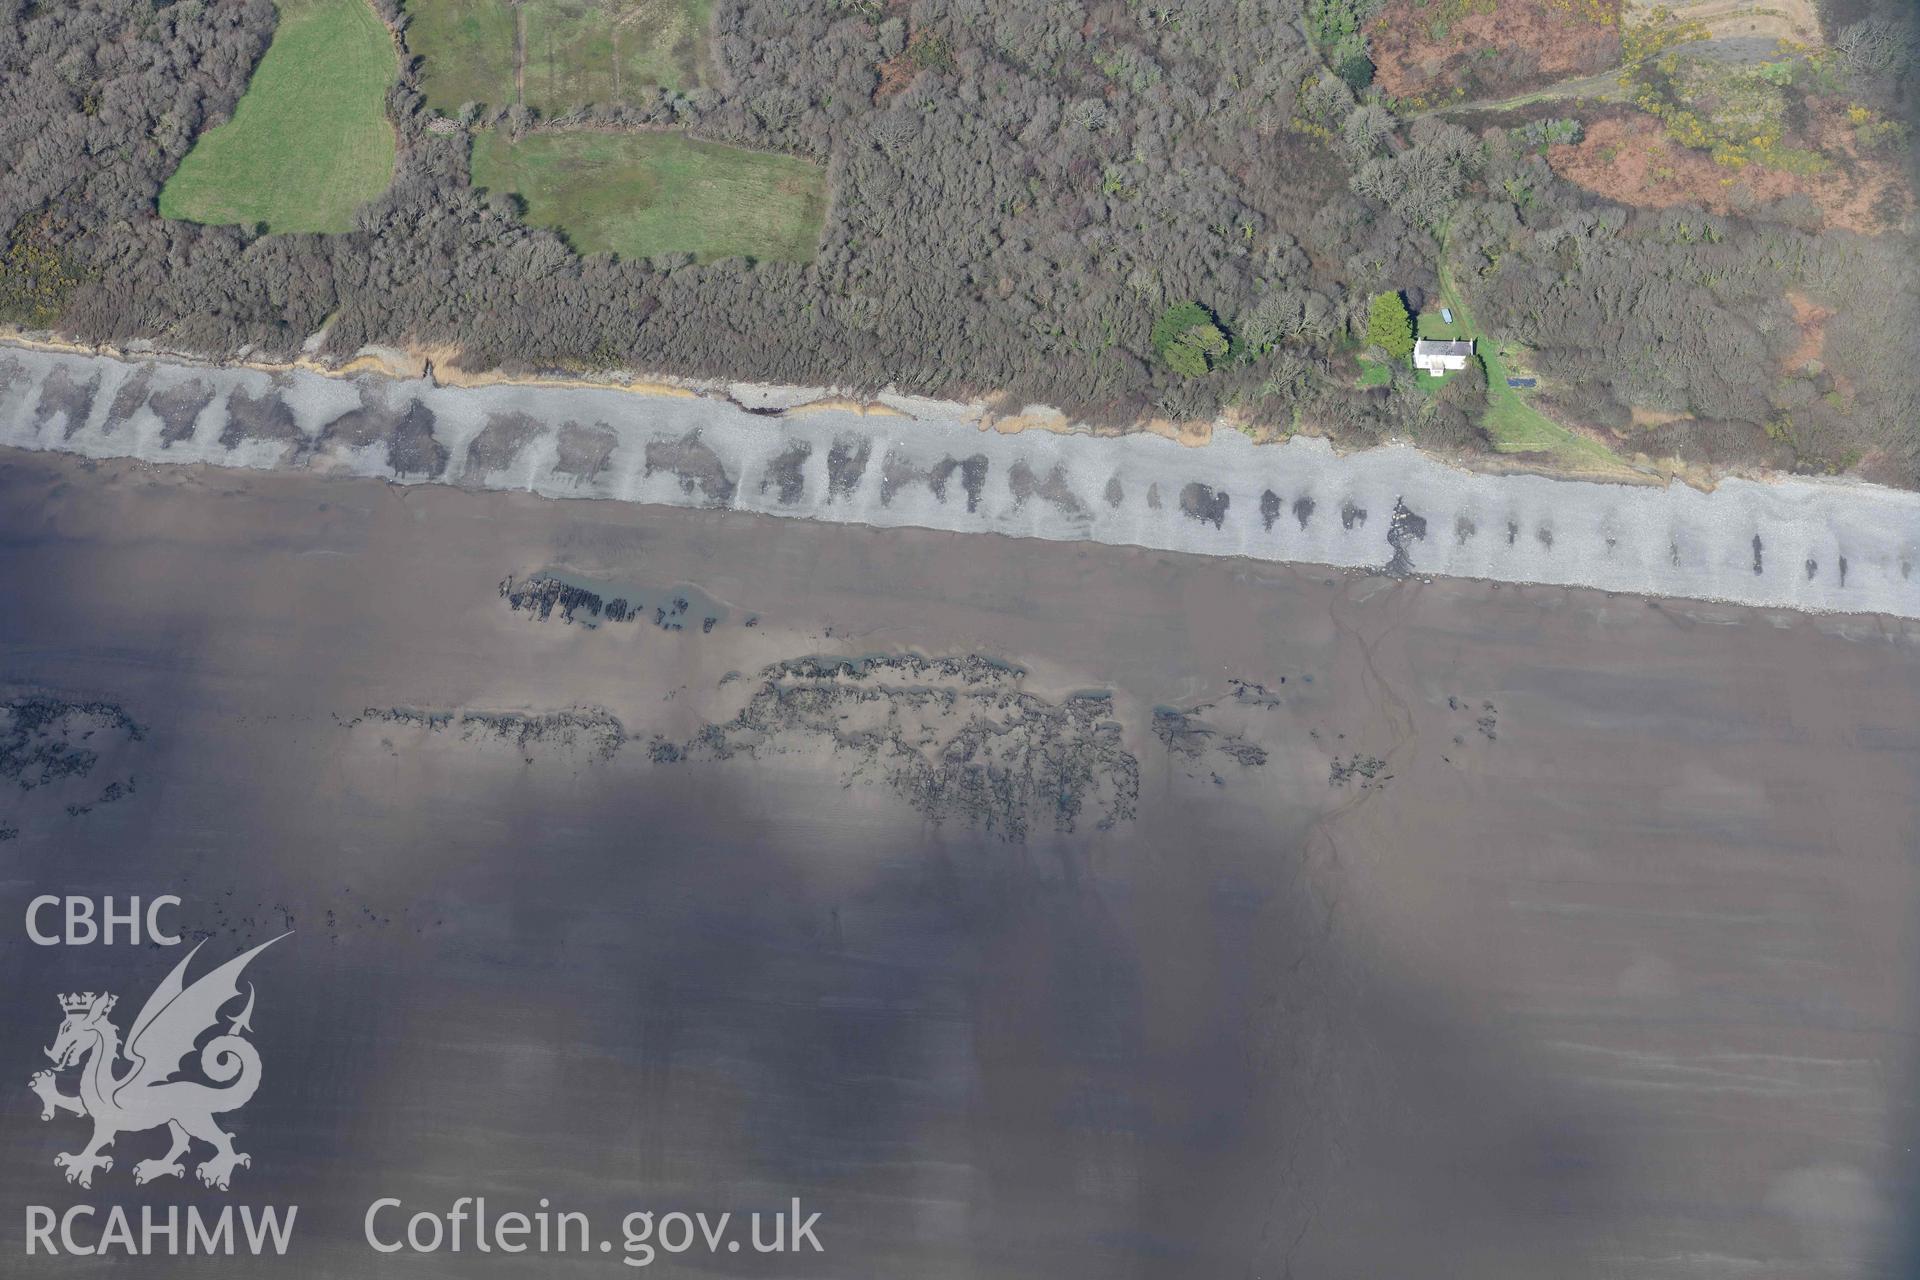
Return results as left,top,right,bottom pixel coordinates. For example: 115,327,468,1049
1547,110,1914,235
1371,0,1621,103
873,52,915,101
1782,292,1831,373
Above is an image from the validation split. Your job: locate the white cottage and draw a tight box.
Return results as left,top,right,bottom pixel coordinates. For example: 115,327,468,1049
1413,338,1473,376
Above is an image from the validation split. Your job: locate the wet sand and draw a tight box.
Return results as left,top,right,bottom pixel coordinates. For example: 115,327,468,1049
0,452,1916,1277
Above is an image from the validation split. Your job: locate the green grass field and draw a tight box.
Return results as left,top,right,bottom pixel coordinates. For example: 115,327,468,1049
411,0,712,116
1415,307,1468,342
160,0,397,234
408,0,517,113
471,130,825,263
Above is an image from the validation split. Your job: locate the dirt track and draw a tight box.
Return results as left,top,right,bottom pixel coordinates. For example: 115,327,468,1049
1632,0,1824,47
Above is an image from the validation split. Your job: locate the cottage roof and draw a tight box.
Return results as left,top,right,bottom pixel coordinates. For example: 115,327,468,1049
1414,339,1474,357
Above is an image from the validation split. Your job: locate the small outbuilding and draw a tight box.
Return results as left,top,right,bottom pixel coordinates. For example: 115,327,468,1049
1413,338,1473,377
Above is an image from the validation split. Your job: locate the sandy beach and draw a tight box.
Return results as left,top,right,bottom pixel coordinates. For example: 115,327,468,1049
1,451,1916,1276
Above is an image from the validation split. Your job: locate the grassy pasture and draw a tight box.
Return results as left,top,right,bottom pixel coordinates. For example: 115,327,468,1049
410,0,712,116
471,130,825,263
409,0,518,114
160,0,397,234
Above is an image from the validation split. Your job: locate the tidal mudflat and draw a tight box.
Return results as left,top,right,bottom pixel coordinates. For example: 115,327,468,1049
5,345,1920,619
1,452,1916,1276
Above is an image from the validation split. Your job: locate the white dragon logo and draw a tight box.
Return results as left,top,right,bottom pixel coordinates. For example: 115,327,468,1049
27,934,287,1190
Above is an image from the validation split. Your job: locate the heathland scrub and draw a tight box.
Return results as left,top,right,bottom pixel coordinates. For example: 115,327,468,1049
159,0,397,235
470,130,826,264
